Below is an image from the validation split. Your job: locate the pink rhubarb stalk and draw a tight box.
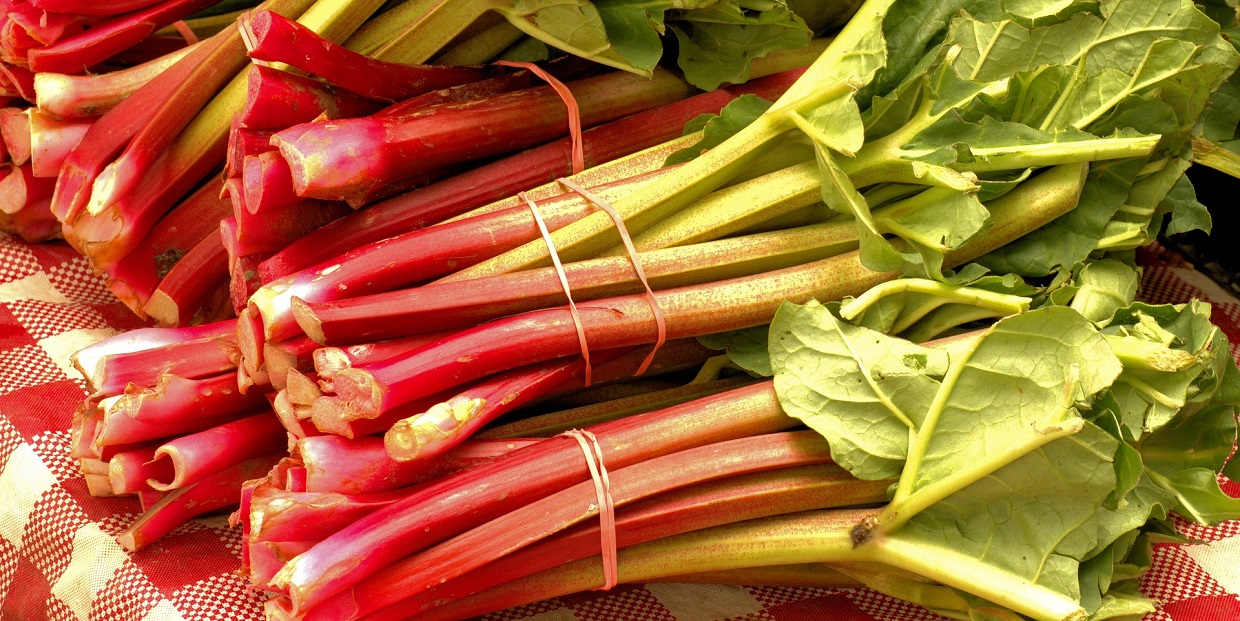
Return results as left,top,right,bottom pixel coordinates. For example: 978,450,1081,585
33,42,199,119
273,68,698,202
71,319,237,398
241,10,495,103
116,452,283,551
268,381,795,613
143,231,232,327
146,411,287,490
306,431,835,621
27,0,222,73
237,65,381,131
28,110,92,177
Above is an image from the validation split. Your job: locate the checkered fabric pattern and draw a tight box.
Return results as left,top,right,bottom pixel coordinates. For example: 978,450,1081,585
0,232,1237,621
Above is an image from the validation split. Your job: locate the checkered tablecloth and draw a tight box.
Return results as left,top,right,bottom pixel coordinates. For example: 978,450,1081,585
1,232,1238,621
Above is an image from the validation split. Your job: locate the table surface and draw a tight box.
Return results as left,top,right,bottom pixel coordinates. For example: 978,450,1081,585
1,233,1238,621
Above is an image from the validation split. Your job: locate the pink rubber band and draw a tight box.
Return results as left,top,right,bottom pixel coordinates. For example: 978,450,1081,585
496,60,585,174
556,177,667,375
172,20,200,46
562,429,618,590
520,192,594,386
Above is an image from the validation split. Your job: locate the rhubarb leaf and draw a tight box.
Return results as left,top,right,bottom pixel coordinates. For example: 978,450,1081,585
1066,258,1139,324
666,94,774,165
886,424,1123,615
899,307,1122,499
696,324,772,376
594,0,671,73
770,300,944,480
815,144,905,272
1161,173,1211,235
974,157,1144,276
669,1,813,90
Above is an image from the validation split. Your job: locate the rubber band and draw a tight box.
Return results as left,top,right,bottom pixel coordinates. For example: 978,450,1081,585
496,60,585,174
556,177,667,376
521,192,594,386
561,429,618,590
172,21,200,46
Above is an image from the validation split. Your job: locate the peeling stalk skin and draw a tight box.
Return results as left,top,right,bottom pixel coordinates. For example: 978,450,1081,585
269,382,796,613
367,464,877,620
32,42,199,119
116,452,283,551
27,0,224,73
299,221,859,344
273,68,699,201
312,431,837,621
243,10,496,103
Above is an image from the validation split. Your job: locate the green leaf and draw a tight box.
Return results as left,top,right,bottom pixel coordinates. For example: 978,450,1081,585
666,94,774,165
770,300,945,480
905,307,1123,496
669,0,813,90
974,158,1145,276
894,424,1122,606
815,144,906,272
696,324,772,376
1067,258,1139,323
594,0,672,74
1161,173,1212,235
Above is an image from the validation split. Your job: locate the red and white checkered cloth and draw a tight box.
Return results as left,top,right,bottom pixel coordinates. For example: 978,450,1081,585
1,232,1238,621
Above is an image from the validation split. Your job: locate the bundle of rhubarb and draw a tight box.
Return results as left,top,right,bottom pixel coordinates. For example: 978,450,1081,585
0,0,254,241
50,0,1240,618
0,0,833,323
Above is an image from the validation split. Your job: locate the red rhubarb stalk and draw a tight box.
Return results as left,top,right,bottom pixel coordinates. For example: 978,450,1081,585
250,485,420,543
250,171,661,346
115,372,270,424
477,377,754,440
83,22,251,217
33,42,199,119
265,335,319,390
71,319,237,398
309,431,836,621
107,443,170,494
236,65,381,131
105,178,233,314
28,110,92,177
94,394,254,448
0,163,57,215
297,221,858,344
269,381,796,613
227,125,273,177
0,107,30,165
273,68,698,202
146,411,286,490
116,452,283,551
294,435,536,494
241,10,495,103
27,0,223,73
49,30,219,223
143,231,231,327
31,0,165,17
362,464,883,621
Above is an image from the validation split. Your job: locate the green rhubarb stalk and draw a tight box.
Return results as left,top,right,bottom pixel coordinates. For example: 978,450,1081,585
431,19,523,66
1190,136,1240,179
